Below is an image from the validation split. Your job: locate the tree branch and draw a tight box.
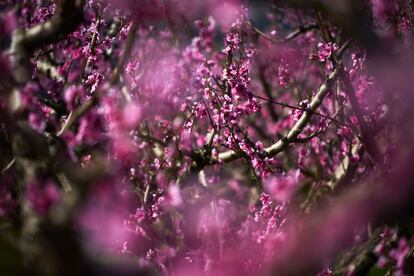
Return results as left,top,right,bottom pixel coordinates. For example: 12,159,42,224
218,69,339,163
9,0,85,83
340,70,385,170
57,20,138,136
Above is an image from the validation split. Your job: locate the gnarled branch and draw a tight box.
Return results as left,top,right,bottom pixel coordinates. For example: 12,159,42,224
9,0,85,84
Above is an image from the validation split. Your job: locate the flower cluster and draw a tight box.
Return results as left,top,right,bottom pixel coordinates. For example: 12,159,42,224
0,0,412,275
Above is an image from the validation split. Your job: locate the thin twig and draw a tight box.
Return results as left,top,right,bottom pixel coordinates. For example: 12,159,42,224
247,21,319,44
57,95,98,136
110,21,138,85
1,158,15,174
252,93,351,128
258,67,279,121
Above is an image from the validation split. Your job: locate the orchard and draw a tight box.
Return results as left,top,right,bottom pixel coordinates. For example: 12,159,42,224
1,0,414,275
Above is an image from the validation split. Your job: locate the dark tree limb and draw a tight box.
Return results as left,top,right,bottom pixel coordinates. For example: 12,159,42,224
9,0,85,84
340,70,385,170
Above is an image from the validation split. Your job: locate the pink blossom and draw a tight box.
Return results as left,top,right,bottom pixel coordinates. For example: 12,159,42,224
64,85,86,110
316,42,338,62
0,1,413,275
26,180,60,215
1,10,17,35
122,102,142,128
264,171,299,203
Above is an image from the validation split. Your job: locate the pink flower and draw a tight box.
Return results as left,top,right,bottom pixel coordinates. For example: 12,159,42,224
264,171,299,203
122,102,142,128
126,60,140,75
64,85,86,110
278,63,290,88
211,1,241,30
78,203,129,251
1,10,17,35
28,112,45,132
316,42,338,62
167,185,183,207
26,180,60,215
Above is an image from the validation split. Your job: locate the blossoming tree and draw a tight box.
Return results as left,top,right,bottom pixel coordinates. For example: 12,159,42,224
1,0,414,275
